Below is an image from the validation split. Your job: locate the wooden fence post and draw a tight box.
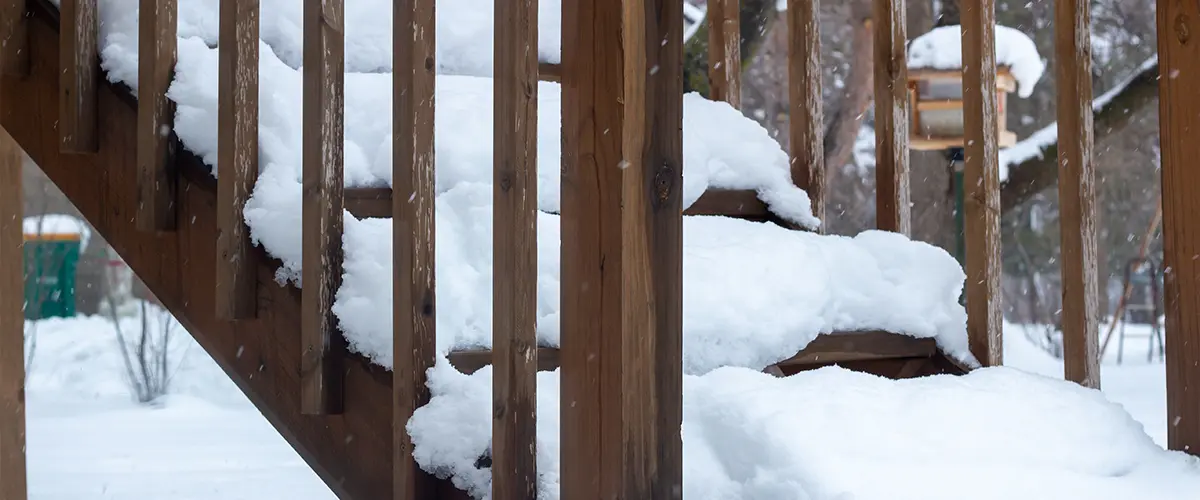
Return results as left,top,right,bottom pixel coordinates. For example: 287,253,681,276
0,128,27,500
560,0,684,497
0,0,28,76
872,0,910,235
787,0,825,228
59,0,99,153
137,0,178,231
707,0,741,107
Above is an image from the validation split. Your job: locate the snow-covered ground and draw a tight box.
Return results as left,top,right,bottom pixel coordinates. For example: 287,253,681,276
23,313,1197,499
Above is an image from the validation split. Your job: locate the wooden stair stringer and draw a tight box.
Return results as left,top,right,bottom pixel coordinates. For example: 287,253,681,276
0,6,395,499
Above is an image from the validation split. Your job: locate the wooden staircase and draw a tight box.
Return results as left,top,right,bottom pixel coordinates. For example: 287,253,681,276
1,1,971,499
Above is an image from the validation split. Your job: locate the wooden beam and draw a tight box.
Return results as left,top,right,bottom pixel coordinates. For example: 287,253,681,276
492,0,539,496
1055,0,1099,388
0,0,27,76
786,0,825,228
872,0,910,235
137,0,178,231
393,0,438,495
1159,0,1200,457
58,0,98,153
560,0,684,496
0,128,27,500
537,61,560,82
959,0,1002,367
216,0,260,320
707,0,741,107
301,0,344,415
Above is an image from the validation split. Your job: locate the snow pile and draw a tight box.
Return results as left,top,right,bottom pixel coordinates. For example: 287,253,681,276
23,214,92,247
411,361,1200,500
334,186,971,373
907,25,1046,98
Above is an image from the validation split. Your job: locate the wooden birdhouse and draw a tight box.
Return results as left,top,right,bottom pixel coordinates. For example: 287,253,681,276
906,68,1019,151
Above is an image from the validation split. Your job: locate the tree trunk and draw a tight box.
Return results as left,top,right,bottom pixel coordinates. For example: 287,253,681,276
684,0,778,96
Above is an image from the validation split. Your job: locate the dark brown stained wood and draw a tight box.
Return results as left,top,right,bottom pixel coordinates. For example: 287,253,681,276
137,0,178,231
216,0,260,320
872,0,910,236
0,128,27,500
301,0,345,415
1159,0,1200,457
1055,0,1099,389
393,0,438,496
58,0,98,152
959,0,1002,367
345,187,772,221
786,0,825,229
537,61,560,82
560,0,684,496
2,8,397,498
707,0,741,107
0,0,27,75
492,0,538,496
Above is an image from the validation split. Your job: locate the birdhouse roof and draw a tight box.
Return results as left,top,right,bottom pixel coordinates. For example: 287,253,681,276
907,25,1046,98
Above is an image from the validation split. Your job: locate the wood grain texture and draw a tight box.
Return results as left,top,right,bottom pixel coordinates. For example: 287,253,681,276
959,0,1002,367
216,0,260,320
393,0,438,495
707,0,741,107
492,0,538,496
872,0,910,235
786,0,825,229
137,0,178,231
301,0,345,416
58,0,98,152
1159,0,1200,456
560,0,684,497
1055,0,1100,389
0,127,27,500
0,0,28,75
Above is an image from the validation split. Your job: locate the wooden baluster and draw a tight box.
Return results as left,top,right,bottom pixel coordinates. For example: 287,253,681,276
59,0,99,153
0,128,27,500
787,0,825,228
707,0,741,107
959,0,1002,366
301,0,345,415
137,0,178,231
872,0,910,235
0,0,28,76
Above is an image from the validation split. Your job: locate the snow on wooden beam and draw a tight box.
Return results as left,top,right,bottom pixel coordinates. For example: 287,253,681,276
559,0,684,496
1159,0,1200,457
137,0,178,232
0,128,27,500
59,0,99,153
392,0,438,495
707,0,741,108
216,0,260,320
0,0,28,76
872,0,910,236
1055,0,1100,389
492,0,539,497
959,0,1003,367
787,0,825,229
300,0,345,416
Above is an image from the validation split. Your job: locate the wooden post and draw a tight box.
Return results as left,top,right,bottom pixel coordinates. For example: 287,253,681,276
216,0,260,320
0,128,26,500
959,0,1002,366
59,0,99,153
301,0,344,415
787,0,825,228
872,0,910,235
560,0,684,497
1159,0,1200,456
137,0,178,231
393,0,437,496
0,0,28,76
492,0,538,496
707,0,741,108
1055,0,1100,388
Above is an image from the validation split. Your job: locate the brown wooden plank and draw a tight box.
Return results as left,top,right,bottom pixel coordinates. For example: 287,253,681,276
1055,0,1099,389
0,0,28,75
959,0,1002,367
1159,0,1200,457
216,0,260,320
786,0,825,228
0,127,27,500
560,0,684,496
492,0,539,496
707,0,741,107
137,0,178,231
301,0,345,415
393,0,438,495
537,61,560,82
872,0,910,235
58,0,98,153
